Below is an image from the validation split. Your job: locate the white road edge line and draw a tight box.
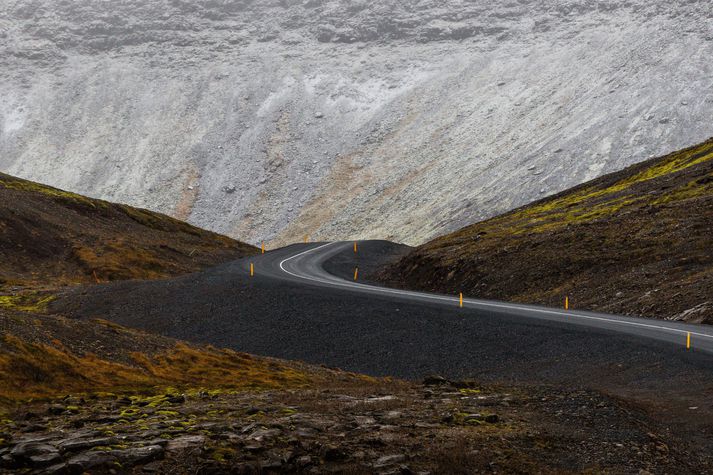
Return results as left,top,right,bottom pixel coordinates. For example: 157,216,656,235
278,242,713,341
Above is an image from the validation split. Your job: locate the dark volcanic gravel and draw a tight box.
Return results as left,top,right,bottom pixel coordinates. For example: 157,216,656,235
52,242,713,447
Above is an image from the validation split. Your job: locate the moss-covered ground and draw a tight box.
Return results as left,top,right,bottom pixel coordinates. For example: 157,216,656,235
383,137,713,322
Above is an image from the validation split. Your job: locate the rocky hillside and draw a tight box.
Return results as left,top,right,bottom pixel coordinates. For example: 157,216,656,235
0,172,257,289
1,0,712,246
381,138,713,323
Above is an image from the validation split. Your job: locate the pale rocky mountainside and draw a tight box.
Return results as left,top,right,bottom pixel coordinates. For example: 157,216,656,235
1,0,712,246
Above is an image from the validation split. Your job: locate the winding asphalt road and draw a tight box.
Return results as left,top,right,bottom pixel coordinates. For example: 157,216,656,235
265,241,713,355
58,239,713,408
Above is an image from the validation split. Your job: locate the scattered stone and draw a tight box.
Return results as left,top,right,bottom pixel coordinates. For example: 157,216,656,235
166,395,186,404
374,454,407,467
58,437,118,453
43,462,71,475
244,444,264,454
166,435,206,452
10,442,59,460
354,416,376,426
48,406,66,416
116,397,133,406
145,439,170,448
383,411,402,420
669,302,712,324
367,395,397,402
323,445,347,461
250,428,281,442
463,414,483,424
66,451,118,471
29,452,62,467
485,414,499,423
259,457,283,470
142,461,164,472
241,422,259,434
295,427,318,438
111,445,164,466
423,375,448,386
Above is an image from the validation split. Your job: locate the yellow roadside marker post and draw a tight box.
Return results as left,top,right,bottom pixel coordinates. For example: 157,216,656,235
459,293,463,308
687,332,691,350
304,235,309,243
250,263,254,277
261,241,265,254
354,267,359,281
354,241,358,253
565,296,569,310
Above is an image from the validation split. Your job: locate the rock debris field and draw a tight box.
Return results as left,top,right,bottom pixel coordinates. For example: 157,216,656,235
1,377,706,474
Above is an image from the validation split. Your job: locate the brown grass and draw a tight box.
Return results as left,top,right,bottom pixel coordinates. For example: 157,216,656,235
0,171,258,289
0,335,314,403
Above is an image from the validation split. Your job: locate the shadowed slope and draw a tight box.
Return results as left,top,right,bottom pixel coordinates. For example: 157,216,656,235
0,172,257,289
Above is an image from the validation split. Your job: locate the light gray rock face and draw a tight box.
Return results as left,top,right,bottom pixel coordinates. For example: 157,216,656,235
1,0,712,245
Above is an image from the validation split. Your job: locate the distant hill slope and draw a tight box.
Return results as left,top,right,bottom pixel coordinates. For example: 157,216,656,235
2,0,712,246
0,172,257,288
381,138,713,323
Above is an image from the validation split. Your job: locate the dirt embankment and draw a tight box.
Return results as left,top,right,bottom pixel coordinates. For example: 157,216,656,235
0,172,258,290
381,138,713,323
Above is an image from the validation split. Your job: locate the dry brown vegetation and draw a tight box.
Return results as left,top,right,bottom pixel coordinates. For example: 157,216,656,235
0,337,313,402
0,307,325,404
382,138,713,322
0,172,257,290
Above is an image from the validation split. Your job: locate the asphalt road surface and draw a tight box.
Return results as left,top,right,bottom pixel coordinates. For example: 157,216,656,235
49,239,713,451
56,240,713,415
276,241,713,355
51,241,713,444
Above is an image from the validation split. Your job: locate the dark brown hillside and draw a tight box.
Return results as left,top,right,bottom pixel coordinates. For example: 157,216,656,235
0,172,258,289
381,138,713,323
